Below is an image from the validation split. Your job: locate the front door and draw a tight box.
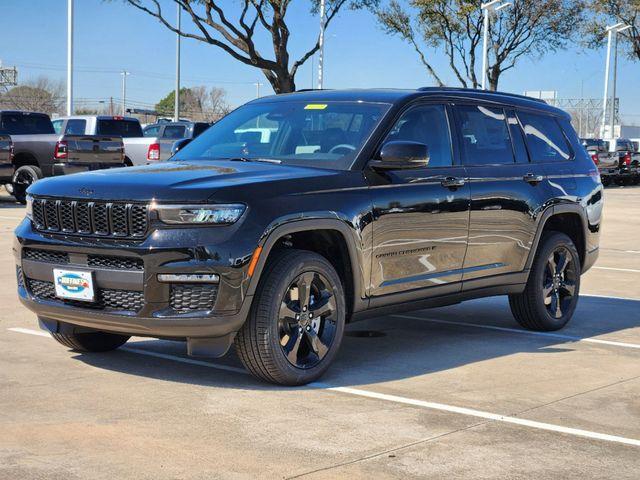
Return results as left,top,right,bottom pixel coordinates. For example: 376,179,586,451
453,104,549,286
368,103,470,299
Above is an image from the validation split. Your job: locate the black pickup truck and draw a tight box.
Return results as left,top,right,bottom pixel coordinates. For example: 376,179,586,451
0,111,126,203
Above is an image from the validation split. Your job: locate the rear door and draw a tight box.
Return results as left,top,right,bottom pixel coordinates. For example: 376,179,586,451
454,104,548,286
369,103,470,299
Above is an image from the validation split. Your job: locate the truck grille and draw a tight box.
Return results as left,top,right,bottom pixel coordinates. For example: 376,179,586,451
32,198,148,238
87,255,143,270
23,248,70,264
27,278,144,313
170,284,218,312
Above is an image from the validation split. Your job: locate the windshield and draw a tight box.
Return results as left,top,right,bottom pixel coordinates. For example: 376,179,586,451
0,113,53,135
172,100,390,169
97,119,143,138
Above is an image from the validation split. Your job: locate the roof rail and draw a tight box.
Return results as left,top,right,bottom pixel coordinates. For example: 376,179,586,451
416,86,547,104
295,88,334,92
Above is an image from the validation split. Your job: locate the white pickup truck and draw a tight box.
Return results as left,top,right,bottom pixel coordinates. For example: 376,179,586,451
53,115,157,166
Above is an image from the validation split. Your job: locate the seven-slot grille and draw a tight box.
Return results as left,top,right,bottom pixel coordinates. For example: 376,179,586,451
32,198,148,238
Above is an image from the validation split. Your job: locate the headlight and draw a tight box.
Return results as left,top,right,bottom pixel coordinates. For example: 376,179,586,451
154,204,246,225
25,195,33,220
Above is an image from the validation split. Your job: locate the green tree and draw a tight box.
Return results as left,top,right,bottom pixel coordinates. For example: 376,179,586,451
377,0,585,91
155,86,230,121
124,0,378,94
586,1,640,61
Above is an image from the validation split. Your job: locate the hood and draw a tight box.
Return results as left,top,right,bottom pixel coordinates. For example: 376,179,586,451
28,160,342,202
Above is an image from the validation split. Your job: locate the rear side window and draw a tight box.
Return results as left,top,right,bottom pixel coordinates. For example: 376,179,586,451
383,104,453,168
51,119,63,134
455,105,514,165
0,113,53,134
64,119,86,135
96,119,143,138
517,112,572,162
143,125,160,137
162,125,186,139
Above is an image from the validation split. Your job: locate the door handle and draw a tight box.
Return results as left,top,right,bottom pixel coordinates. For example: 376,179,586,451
441,176,466,188
523,173,544,184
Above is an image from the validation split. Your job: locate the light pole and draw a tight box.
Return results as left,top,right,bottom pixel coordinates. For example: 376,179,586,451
66,0,74,115
480,0,512,90
174,3,181,122
601,22,629,139
610,24,631,139
120,71,130,116
317,0,326,89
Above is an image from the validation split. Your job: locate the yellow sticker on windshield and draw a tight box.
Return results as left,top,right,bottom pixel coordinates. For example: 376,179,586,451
304,104,328,110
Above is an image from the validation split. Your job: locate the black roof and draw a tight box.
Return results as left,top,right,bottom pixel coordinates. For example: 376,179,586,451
250,88,567,117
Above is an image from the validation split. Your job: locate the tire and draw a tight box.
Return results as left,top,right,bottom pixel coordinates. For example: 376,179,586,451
509,232,581,331
51,330,130,352
12,165,42,204
601,176,611,187
235,249,346,386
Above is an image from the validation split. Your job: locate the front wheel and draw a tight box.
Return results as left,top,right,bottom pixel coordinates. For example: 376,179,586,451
235,249,345,385
12,165,42,204
509,232,581,331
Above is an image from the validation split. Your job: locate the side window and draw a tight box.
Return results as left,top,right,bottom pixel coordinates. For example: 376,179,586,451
143,125,161,137
64,119,86,135
51,119,63,134
455,105,514,165
517,111,572,163
507,111,529,163
193,123,209,138
162,125,186,139
382,104,452,168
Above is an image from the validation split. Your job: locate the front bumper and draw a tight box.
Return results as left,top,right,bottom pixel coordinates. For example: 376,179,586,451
14,219,256,348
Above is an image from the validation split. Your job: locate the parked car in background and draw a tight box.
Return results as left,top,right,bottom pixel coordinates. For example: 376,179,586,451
0,111,126,203
142,121,211,161
54,115,157,167
581,138,618,186
608,138,638,185
16,88,602,385
0,134,12,184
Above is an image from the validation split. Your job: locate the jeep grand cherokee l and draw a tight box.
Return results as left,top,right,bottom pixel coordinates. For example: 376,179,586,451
14,88,602,385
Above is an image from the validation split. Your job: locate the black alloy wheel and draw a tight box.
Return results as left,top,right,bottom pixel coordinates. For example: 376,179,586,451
278,271,338,369
542,246,577,319
12,165,42,204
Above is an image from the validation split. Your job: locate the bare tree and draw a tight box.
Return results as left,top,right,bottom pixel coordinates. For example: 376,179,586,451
0,76,65,114
586,1,640,61
156,85,230,121
378,0,586,91
123,0,377,93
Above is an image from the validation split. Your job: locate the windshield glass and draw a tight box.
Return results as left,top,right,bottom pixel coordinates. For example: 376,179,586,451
172,100,390,169
97,119,143,138
0,113,53,135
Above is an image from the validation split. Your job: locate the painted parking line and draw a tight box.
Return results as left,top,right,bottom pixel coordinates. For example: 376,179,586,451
391,315,640,351
593,266,640,274
8,326,640,448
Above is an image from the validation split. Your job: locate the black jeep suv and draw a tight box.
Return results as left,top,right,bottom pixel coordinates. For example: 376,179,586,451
15,88,602,385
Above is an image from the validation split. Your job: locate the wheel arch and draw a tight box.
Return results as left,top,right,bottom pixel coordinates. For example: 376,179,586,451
12,151,40,169
526,205,588,271
246,218,368,318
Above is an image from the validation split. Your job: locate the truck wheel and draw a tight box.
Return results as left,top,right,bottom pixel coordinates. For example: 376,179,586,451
509,232,581,331
12,165,42,204
51,330,130,352
601,176,610,187
235,249,345,386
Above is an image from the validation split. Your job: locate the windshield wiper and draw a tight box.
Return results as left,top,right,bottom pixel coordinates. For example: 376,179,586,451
227,157,282,165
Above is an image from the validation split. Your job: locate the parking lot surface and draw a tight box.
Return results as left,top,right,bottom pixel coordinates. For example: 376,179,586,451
1,186,640,479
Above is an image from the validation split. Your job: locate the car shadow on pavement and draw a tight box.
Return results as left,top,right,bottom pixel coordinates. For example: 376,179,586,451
72,295,640,390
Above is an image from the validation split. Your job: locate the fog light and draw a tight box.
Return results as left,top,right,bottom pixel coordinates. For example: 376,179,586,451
157,274,219,283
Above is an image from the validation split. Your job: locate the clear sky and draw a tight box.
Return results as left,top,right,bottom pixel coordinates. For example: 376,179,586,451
1,0,638,123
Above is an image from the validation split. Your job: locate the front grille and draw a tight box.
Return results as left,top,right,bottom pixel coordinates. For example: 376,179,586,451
31,198,148,238
170,284,218,312
26,278,144,313
16,266,24,288
87,255,143,270
23,248,70,264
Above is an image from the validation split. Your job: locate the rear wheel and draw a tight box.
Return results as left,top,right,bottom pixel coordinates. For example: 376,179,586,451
235,249,345,385
509,232,581,331
12,165,42,204
51,330,130,352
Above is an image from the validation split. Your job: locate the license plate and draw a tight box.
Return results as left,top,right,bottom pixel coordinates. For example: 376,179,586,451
53,269,95,302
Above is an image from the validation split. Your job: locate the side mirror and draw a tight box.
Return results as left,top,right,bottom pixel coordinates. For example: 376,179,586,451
370,141,429,170
172,138,192,155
